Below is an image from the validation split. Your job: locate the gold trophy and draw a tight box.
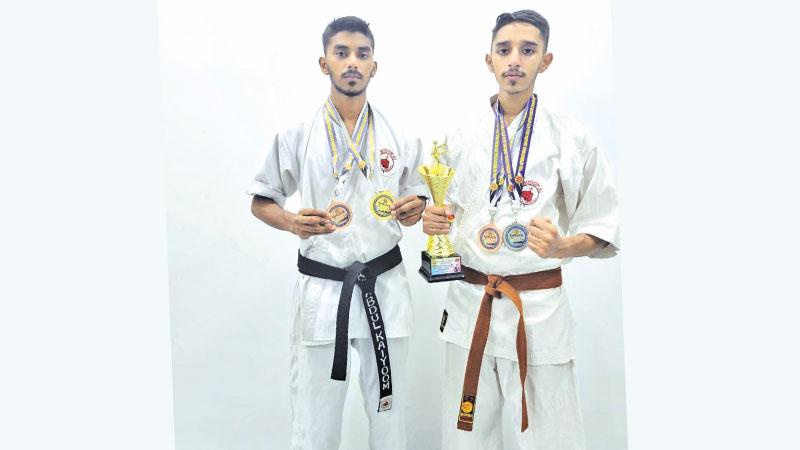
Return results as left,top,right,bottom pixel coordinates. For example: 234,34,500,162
418,140,464,283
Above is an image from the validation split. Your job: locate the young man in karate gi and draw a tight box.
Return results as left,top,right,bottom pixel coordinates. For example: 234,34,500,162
422,10,620,450
247,16,427,450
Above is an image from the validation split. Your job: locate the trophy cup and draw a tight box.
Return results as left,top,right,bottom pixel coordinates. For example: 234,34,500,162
418,140,465,283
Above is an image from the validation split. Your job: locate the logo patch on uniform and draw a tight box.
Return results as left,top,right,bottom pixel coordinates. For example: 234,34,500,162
379,395,392,412
519,180,543,205
440,309,448,332
459,395,476,424
379,148,397,176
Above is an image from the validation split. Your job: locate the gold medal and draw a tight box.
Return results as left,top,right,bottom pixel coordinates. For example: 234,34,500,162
370,190,395,221
327,201,353,229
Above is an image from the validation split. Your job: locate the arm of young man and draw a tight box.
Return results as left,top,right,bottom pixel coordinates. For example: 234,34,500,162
533,122,619,259
422,205,607,257
526,218,608,258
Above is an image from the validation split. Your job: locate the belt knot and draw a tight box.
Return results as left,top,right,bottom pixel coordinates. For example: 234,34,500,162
484,275,504,298
345,261,370,286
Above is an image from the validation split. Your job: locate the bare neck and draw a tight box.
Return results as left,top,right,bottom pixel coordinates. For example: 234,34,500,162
329,89,367,136
497,88,533,127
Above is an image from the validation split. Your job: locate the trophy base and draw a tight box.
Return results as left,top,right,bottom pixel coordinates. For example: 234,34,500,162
418,251,465,283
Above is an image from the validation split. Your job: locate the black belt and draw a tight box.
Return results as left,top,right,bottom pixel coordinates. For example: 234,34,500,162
297,245,402,412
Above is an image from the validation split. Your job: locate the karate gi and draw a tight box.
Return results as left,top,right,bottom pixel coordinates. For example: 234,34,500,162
247,99,426,450
439,95,620,450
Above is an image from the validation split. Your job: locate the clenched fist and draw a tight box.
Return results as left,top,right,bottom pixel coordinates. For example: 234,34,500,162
526,217,566,258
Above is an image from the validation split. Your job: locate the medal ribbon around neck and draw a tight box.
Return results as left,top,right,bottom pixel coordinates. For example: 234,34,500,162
324,98,374,178
324,99,394,223
489,94,538,203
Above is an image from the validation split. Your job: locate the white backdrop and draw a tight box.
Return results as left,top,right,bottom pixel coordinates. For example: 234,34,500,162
6,1,799,450
157,1,625,449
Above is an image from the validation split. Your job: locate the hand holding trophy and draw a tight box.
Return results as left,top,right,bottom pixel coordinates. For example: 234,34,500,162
418,140,465,282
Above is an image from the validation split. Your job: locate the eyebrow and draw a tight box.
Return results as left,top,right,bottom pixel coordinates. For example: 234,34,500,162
494,40,539,47
332,45,372,53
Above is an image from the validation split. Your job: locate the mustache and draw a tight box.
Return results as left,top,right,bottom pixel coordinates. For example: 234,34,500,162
341,70,363,79
503,69,525,77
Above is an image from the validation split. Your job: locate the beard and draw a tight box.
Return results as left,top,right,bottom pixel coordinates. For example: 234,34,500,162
330,73,368,97
502,74,535,95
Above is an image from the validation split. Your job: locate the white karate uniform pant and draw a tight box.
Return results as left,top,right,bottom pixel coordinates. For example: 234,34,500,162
289,337,408,450
443,342,586,450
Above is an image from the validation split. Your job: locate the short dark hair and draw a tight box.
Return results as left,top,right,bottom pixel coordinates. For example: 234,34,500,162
322,16,375,52
492,10,550,50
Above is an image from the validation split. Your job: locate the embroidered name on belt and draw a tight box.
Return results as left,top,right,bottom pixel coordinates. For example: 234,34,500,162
362,281,393,412
459,394,476,424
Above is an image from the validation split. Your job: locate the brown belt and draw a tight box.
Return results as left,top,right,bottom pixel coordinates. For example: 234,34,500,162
457,265,563,433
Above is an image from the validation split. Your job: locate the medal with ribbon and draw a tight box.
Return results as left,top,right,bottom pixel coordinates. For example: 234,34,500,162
323,98,395,225
478,94,538,252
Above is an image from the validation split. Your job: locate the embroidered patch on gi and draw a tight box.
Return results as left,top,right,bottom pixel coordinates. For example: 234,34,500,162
379,148,397,176
440,309,448,332
379,395,393,412
519,180,543,205
459,395,476,424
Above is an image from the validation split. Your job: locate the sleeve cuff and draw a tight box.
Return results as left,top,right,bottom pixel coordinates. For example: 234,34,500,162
245,181,287,208
400,183,429,199
570,224,620,259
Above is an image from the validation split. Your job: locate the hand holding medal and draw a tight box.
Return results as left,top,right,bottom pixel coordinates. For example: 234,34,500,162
391,195,426,226
291,208,336,239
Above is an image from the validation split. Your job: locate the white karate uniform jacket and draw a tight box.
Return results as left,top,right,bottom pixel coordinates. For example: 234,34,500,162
247,100,427,344
440,96,620,364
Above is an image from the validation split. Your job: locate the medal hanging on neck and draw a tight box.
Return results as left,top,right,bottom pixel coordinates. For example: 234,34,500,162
323,98,370,229
479,95,537,252
323,98,394,224
364,111,396,221
476,120,505,252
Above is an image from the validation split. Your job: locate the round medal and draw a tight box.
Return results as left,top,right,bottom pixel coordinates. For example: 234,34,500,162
503,223,528,251
370,191,395,221
327,201,353,229
477,224,503,252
